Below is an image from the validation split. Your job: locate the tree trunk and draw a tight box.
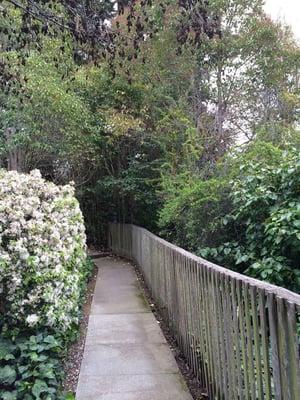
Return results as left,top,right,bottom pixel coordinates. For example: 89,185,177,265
5,127,25,172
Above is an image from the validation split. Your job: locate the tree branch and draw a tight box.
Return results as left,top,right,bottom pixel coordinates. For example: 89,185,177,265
4,0,71,32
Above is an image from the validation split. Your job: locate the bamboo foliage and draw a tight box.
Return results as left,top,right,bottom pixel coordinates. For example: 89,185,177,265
109,223,300,400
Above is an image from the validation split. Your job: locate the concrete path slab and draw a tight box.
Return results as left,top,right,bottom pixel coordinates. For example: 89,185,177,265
76,257,193,400
86,314,166,344
76,374,192,400
91,259,150,315
79,342,179,376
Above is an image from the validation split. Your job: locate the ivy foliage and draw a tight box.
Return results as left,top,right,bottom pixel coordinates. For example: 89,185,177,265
0,332,74,400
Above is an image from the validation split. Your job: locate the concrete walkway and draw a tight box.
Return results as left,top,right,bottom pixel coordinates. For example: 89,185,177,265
76,257,193,400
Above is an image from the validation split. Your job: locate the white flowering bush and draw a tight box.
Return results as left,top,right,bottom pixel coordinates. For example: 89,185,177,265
0,169,87,332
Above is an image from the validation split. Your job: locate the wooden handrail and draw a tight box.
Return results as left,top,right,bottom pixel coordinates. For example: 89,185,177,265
109,223,300,400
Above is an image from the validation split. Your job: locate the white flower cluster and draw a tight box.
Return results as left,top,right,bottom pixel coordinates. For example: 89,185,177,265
0,169,87,332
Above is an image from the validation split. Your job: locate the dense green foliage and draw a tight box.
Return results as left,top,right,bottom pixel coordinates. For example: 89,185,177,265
158,135,300,292
0,1,299,398
0,333,66,400
199,147,300,292
0,0,299,340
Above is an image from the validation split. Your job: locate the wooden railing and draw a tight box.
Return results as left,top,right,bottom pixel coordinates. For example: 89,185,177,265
108,223,300,400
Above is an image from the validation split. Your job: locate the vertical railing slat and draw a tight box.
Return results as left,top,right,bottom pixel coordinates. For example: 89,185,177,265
258,290,272,400
268,292,282,400
286,302,300,400
250,285,264,400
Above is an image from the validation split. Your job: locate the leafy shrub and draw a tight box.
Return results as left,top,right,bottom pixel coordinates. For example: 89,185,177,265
0,169,87,332
159,139,300,292
0,332,66,400
0,170,89,399
199,149,300,292
159,173,231,250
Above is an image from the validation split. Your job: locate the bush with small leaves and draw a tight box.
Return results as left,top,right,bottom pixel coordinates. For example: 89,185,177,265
0,169,87,332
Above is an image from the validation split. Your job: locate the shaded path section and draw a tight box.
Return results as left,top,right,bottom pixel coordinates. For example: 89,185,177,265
76,257,192,400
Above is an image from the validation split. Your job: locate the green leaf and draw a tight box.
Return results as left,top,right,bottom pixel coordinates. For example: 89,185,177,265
251,262,261,270
43,335,60,349
0,341,16,361
38,363,56,379
64,393,75,400
0,365,17,385
1,391,18,400
32,379,49,399
22,371,34,379
18,365,29,373
236,255,249,264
